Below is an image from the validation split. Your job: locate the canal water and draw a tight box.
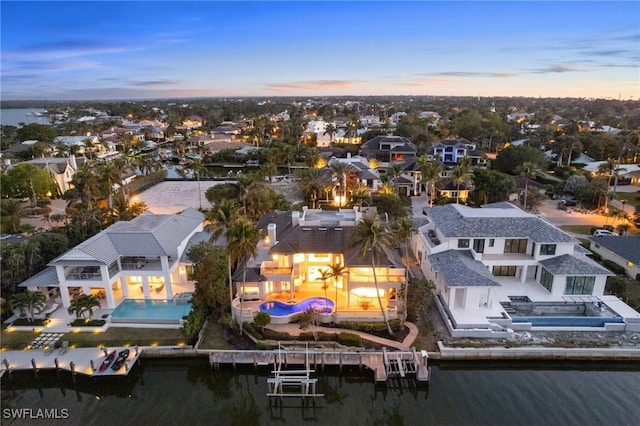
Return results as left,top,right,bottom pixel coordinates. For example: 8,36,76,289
2,358,639,425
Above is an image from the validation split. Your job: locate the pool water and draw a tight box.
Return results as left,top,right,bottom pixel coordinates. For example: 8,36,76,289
111,299,192,323
259,297,334,317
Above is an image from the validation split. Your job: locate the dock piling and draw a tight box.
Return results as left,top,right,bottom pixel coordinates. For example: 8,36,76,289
69,361,76,383
31,358,38,378
90,360,96,372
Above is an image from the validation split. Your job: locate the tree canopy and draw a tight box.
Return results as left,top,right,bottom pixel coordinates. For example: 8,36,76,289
2,163,58,206
493,145,548,174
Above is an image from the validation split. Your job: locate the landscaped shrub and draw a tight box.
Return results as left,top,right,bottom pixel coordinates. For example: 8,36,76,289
338,320,402,334
242,321,261,340
337,332,362,347
262,328,290,341
606,276,627,298
589,252,602,261
11,318,49,327
70,319,105,327
602,259,626,275
299,331,334,341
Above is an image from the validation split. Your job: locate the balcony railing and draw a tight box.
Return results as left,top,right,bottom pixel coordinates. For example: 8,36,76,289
121,260,163,271
65,272,102,281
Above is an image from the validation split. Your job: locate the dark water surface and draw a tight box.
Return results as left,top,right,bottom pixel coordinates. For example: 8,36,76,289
2,358,639,426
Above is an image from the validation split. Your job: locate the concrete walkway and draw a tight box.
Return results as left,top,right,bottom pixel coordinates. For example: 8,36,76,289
265,321,419,351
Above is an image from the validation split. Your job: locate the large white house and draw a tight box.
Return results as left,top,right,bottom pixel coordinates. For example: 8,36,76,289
414,202,640,337
20,208,206,310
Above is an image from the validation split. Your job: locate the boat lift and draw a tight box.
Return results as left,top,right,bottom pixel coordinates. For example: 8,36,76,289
267,343,324,400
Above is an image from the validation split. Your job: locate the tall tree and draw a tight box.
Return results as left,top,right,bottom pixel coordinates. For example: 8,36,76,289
225,218,259,334
451,163,469,204
516,161,541,211
323,123,338,144
392,218,414,326
329,162,355,207
348,214,395,335
2,163,57,207
0,200,23,234
419,159,442,208
205,199,240,307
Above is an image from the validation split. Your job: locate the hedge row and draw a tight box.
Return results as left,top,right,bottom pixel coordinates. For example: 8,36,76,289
337,319,401,334
602,259,626,275
336,332,362,347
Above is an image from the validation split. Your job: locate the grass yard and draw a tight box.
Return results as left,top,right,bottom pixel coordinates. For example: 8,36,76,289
559,225,594,235
60,327,187,349
198,318,235,350
613,191,640,210
1,330,39,350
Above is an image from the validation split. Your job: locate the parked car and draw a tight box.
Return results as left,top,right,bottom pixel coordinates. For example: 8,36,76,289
593,229,617,236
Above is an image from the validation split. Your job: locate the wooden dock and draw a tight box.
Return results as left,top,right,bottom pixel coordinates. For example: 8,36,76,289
1,346,143,379
208,347,429,383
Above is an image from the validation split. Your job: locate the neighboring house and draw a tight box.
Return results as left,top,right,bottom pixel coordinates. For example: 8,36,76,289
426,138,486,165
328,155,382,197
53,135,101,154
231,207,405,323
182,116,203,128
19,208,205,310
360,135,417,168
583,162,640,186
434,180,470,203
589,236,640,280
414,203,640,336
23,155,87,195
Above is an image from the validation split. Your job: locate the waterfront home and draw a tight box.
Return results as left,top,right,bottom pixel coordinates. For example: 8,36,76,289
415,203,640,336
19,208,205,310
231,207,405,324
327,155,382,198
589,236,640,280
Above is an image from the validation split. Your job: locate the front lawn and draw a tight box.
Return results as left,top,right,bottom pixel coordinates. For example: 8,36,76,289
59,327,187,348
613,191,640,210
0,330,39,350
559,225,594,235
198,319,236,350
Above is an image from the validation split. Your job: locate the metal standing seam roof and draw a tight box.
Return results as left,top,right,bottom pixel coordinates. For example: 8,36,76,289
588,236,640,265
427,204,576,243
428,250,501,287
19,266,60,288
50,208,204,265
539,254,613,276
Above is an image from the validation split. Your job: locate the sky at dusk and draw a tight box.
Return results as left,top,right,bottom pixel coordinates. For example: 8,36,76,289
1,1,639,101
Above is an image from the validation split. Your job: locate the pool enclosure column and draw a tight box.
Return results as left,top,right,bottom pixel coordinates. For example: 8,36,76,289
120,277,129,298
142,277,151,299
161,256,173,299
520,265,528,283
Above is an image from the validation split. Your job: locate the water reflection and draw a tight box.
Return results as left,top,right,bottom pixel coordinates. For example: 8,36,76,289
1,358,639,426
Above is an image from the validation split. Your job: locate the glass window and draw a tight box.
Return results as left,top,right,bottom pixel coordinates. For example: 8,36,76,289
458,239,470,248
539,267,553,292
489,239,495,247
564,276,595,295
492,265,517,276
504,239,528,253
540,244,556,255
473,239,485,253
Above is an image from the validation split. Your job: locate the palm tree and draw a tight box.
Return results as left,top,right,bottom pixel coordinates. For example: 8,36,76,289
516,161,541,211
598,161,616,213
392,218,414,326
11,290,46,323
1,199,23,233
67,297,86,319
297,168,328,208
206,200,240,307
330,162,355,207
319,269,332,309
328,262,348,320
189,159,206,210
81,294,101,320
420,161,442,208
225,218,260,333
386,163,403,195
323,123,338,144
261,161,278,183
451,163,469,204
348,213,395,335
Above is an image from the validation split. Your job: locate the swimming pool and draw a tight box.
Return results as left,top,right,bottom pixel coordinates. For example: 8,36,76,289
259,297,334,317
111,299,192,324
502,300,624,328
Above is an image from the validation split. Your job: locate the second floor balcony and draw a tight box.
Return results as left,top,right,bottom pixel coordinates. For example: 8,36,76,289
64,266,102,281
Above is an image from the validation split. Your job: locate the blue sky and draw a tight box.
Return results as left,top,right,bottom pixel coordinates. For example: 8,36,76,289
1,1,639,100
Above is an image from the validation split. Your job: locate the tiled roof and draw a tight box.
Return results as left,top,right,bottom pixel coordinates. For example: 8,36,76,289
232,266,266,282
428,250,501,287
270,226,394,267
539,254,612,276
588,236,640,264
427,204,576,243
19,266,59,288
